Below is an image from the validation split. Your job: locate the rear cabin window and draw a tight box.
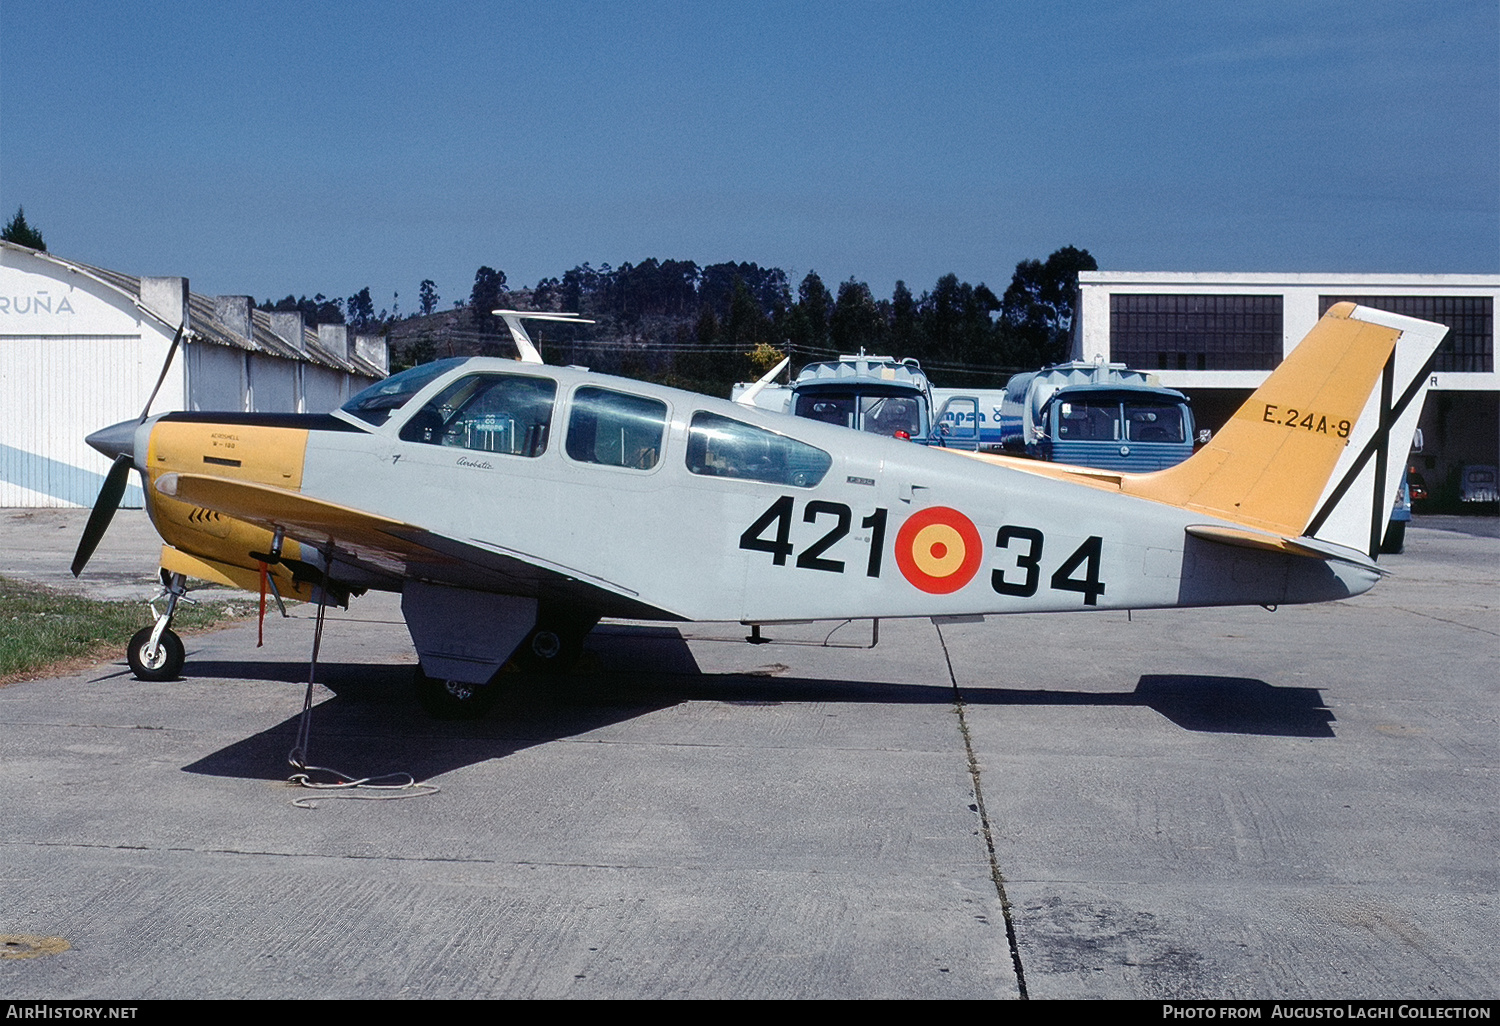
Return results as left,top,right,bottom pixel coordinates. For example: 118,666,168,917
686,412,832,487
398,374,557,457
566,387,667,470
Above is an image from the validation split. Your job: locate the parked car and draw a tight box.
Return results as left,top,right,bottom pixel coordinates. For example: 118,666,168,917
1406,465,1429,502
1460,465,1498,504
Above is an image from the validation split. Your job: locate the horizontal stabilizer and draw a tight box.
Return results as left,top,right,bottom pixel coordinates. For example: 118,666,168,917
1184,524,1383,573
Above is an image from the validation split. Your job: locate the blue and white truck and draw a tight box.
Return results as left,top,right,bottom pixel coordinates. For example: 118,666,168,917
738,354,1199,474
932,361,1198,472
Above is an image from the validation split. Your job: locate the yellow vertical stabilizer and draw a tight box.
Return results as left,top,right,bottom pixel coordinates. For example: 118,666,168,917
1122,303,1403,537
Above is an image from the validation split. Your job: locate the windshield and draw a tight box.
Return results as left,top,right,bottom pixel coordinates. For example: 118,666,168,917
1123,402,1186,443
1055,399,1122,441
861,395,922,436
795,389,923,436
341,358,465,426
795,393,854,428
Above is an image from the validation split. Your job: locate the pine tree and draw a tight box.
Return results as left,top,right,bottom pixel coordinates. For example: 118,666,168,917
2,207,45,250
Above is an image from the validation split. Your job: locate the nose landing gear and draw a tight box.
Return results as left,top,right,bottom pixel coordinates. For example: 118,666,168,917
127,571,189,681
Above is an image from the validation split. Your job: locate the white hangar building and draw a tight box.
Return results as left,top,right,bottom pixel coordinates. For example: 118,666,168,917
1073,272,1499,506
0,240,388,508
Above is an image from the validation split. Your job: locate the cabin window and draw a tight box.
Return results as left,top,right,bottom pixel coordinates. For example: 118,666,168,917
566,387,667,470
686,412,832,487
398,374,557,456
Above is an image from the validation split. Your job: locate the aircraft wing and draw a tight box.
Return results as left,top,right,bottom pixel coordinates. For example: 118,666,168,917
153,472,678,619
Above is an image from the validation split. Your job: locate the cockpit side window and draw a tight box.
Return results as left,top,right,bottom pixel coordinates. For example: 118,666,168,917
686,412,832,487
398,374,557,457
565,387,667,470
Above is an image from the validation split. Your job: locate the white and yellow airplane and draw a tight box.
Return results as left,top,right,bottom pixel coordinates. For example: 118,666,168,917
73,304,1445,717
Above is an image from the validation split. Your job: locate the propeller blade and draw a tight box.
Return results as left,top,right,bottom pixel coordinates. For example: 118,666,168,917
71,453,133,577
71,320,183,577
137,321,185,422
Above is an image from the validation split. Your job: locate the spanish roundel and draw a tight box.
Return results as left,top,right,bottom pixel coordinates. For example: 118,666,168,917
894,506,983,594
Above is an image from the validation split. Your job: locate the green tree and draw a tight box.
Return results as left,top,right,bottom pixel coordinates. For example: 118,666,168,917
830,278,887,354
700,262,787,318
920,273,1000,374
559,264,602,314
1001,245,1098,367
346,287,375,328
669,303,721,391
2,206,45,250
469,266,507,332
418,280,439,316
258,293,344,326
786,271,833,357
890,280,923,357
532,276,561,310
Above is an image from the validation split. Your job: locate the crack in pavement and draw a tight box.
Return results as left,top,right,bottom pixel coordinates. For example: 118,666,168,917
933,621,1029,999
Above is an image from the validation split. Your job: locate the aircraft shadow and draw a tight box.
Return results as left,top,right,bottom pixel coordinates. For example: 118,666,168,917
956,674,1336,738
181,629,1332,782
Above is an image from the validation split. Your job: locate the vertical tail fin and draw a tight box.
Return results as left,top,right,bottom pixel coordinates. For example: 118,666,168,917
1124,303,1447,556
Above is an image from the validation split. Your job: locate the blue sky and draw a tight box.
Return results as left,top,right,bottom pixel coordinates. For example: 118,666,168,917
2,0,1496,312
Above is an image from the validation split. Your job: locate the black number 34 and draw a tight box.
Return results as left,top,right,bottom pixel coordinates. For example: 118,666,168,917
991,528,1106,605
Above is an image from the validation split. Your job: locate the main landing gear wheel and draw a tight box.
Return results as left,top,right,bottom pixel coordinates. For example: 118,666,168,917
127,626,185,681
414,666,501,720
510,611,599,675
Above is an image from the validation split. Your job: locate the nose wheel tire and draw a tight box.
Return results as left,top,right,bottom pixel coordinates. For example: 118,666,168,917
127,627,185,681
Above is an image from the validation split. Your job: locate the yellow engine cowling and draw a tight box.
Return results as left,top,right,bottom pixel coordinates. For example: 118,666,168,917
144,419,316,600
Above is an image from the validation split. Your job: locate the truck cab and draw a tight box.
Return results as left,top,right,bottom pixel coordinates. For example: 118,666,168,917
1036,384,1196,471
773,354,935,440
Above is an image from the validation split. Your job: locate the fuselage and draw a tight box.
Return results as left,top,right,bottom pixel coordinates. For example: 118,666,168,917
125,357,1377,624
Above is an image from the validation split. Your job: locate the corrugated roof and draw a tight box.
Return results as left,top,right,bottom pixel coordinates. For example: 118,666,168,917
3,240,384,379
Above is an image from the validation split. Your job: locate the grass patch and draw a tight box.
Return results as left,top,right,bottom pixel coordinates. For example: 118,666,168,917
0,576,255,683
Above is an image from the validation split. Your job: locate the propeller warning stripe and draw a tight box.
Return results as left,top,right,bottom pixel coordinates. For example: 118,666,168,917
894,506,982,594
